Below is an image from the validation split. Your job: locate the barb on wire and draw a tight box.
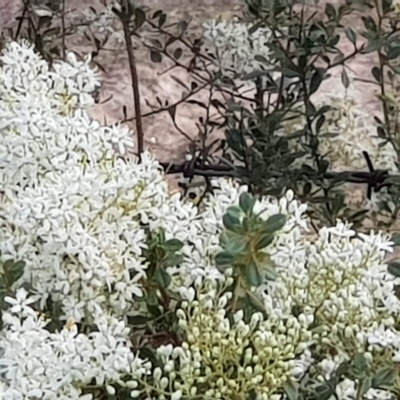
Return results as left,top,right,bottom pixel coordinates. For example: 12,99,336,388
159,155,394,194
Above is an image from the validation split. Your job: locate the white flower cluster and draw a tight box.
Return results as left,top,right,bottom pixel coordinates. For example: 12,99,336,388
203,18,278,80
145,276,311,400
3,39,400,400
282,93,398,173
0,288,150,400
267,220,400,399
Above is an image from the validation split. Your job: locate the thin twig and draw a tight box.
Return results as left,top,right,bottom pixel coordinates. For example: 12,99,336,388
15,0,30,40
61,0,66,60
119,0,144,160
121,81,208,124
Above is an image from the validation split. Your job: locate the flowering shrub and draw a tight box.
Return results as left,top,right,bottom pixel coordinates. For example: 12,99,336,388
181,0,400,232
201,14,398,174
3,39,400,400
202,17,278,80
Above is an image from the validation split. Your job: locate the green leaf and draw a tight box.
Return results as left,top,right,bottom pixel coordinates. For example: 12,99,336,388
303,182,312,196
0,276,5,291
128,315,153,326
161,238,184,252
152,10,163,19
391,232,400,246
150,49,162,63
215,251,234,266
371,66,381,83
5,260,25,285
310,68,325,95
226,206,242,219
225,237,248,256
315,115,326,133
134,7,146,28
387,46,400,60
353,353,367,371
382,0,393,14
255,233,274,250
164,253,183,267
345,28,357,45
158,12,166,28
219,231,231,247
138,346,158,366
310,382,334,400
325,3,337,19
388,261,400,277
336,360,351,377
153,268,171,289
173,48,183,60
222,212,242,232
263,214,287,233
264,265,277,281
341,68,350,88
239,192,256,215
358,377,372,396
177,20,188,36
245,291,266,314
244,261,263,287
283,379,299,400
2,259,14,274
372,366,396,388
147,289,159,307
167,105,176,122
349,209,369,221
362,16,377,32
361,39,382,54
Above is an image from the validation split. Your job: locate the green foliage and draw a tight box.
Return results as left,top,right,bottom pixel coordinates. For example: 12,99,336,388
216,192,285,289
143,228,184,296
0,251,26,330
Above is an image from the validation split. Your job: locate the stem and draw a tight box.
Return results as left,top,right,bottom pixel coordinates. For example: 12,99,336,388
374,0,390,128
121,0,144,161
61,0,66,60
255,77,264,119
15,0,29,40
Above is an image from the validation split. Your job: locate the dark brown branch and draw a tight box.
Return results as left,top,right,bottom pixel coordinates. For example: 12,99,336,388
119,1,144,160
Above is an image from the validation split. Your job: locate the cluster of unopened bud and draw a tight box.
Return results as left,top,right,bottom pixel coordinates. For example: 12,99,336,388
149,277,313,399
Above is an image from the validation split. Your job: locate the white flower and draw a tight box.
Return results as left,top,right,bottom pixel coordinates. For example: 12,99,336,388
203,18,279,82
4,288,36,317
0,301,148,399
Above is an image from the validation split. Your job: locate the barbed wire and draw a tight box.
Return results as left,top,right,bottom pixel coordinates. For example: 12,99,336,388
159,151,399,200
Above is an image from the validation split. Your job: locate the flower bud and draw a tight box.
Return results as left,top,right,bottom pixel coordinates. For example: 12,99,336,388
106,385,116,395
171,390,182,400
160,377,169,389
153,367,162,381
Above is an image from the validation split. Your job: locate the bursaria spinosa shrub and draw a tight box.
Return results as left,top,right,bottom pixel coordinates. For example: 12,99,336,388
2,40,400,400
